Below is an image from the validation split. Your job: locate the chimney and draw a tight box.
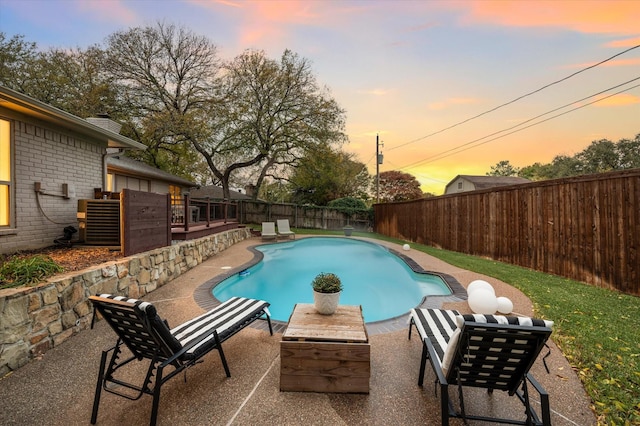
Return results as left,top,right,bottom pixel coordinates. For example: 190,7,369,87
244,184,256,197
86,113,122,134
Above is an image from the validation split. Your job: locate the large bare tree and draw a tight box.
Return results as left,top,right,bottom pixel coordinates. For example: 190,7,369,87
102,22,220,181
3,27,349,198
191,49,348,199
103,26,347,197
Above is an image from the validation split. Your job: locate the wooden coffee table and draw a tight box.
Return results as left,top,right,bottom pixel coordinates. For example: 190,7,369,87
280,303,370,393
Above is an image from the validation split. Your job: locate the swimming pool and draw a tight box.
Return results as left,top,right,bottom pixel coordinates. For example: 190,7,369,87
212,237,452,322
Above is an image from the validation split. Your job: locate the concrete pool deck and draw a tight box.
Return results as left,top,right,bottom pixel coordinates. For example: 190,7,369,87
0,236,596,425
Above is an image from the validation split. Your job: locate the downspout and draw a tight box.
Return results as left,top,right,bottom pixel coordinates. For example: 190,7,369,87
103,149,123,191
86,114,126,192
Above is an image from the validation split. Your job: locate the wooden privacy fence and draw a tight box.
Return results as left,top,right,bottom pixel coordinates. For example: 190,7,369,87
238,200,372,230
375,169,640,296
121,189,171,256
77,189,171,256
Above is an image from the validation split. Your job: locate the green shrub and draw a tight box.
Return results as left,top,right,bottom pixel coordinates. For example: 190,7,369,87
311,272,343,293
328,197,367,210
0,255,64,289
327,197,374,223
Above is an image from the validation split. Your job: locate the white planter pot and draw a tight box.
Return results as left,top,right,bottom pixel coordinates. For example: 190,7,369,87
313,290,341,315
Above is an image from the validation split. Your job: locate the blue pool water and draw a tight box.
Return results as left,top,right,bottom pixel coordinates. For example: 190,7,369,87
212,237,451,322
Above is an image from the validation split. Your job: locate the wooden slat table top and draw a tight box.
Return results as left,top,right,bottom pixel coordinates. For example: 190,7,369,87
282,304,368,343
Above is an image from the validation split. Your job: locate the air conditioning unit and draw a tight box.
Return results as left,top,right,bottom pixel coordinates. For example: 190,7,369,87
77,199,121,246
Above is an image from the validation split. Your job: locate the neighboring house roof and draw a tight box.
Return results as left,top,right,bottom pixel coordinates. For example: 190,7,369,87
190,185,253,200
445,175,531,193
0,85,146,150
107,155,196,187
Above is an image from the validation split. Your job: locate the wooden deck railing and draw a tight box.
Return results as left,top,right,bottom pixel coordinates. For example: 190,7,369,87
171,195,238,232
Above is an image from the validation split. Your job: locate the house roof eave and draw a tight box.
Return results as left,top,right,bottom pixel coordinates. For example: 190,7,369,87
0,85,146,150
107,155,196,188
107,156,196,187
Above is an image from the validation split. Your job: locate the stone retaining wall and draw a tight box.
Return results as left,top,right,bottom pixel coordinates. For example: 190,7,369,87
0,228,252,377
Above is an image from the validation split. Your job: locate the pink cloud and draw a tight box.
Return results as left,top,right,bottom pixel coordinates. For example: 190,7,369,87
450,0,640,35
189,0,371,51
606,36,640,48
593,93,640,107
74,0,137,24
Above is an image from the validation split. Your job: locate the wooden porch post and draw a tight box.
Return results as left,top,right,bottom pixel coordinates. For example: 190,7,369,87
184,193,190,232
206,197,211,228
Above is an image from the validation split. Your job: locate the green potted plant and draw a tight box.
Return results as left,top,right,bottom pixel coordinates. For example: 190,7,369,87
311,272,343,314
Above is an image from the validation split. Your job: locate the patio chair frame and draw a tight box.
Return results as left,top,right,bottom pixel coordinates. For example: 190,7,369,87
276,219,296,239
261,222,278,241
89,294,272,426
409,311,552,426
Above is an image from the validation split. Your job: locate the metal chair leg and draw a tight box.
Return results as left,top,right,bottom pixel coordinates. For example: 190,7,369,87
214,331,231,377
266,314,273,335
418,342,428,386
408,317,414,340
149,365,163,426
90,350,108,424
440,382,450,425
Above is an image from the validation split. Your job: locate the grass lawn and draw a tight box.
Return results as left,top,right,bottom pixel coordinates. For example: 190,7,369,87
295,228,640,425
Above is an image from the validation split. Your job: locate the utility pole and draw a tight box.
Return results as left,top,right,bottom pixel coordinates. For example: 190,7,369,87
376,134,383,203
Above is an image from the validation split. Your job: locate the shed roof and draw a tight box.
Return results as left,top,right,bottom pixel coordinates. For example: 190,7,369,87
107,155,195,187
445,175,531,193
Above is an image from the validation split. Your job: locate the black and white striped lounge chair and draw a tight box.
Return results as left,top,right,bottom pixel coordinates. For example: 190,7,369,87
89,294,272,426
409,308,553,426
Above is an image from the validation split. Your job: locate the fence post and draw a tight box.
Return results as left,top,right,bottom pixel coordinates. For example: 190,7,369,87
323,207,326,230
205,197,210,228
166,193,172,244
184,193,190,232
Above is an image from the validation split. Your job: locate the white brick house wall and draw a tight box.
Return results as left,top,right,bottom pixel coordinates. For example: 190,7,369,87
1,118,105,253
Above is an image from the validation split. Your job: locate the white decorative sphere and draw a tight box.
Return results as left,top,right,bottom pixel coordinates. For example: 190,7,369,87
467,280,495,296
402,244,410,251
496,296,514,314
468,288,498,315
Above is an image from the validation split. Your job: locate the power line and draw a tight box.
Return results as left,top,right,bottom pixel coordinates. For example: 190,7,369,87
388,43,640,153
402,76,640,169
406,82,640,169
412,172,449,184
403,81,640,170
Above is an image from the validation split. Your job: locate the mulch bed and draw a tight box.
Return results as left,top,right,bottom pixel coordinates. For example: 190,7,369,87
2,246,123,272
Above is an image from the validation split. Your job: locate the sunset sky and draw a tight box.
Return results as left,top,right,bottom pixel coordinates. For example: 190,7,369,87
1,0,639,194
